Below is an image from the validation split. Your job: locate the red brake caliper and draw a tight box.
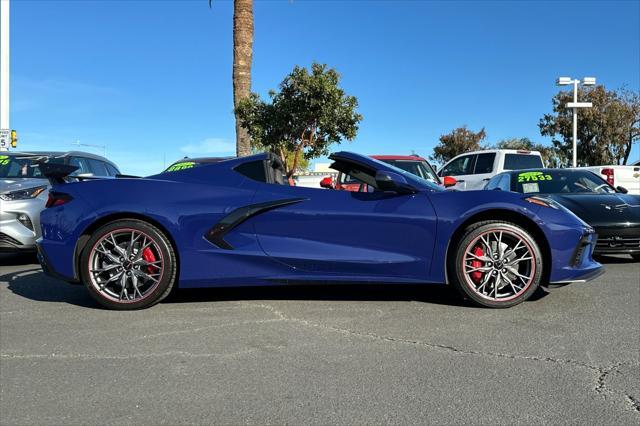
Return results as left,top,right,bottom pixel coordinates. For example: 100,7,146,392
142,247,158,274
470,245,484,283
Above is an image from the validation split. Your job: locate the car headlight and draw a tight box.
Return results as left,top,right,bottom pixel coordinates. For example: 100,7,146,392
524,196,561,209
0,185,47,201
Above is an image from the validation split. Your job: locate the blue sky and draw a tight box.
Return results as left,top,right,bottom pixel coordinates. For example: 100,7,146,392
10,0,640,175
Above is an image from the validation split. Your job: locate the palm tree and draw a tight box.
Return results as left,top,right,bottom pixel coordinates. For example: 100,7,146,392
210,0,254,157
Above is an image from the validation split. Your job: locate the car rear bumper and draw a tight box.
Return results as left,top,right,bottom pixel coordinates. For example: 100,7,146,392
36,239,79,284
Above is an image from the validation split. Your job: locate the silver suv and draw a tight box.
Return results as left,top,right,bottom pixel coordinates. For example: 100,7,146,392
0,151,120,252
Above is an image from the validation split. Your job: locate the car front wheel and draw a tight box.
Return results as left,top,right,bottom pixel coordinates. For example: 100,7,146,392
450,220,543,308
80,219,177,310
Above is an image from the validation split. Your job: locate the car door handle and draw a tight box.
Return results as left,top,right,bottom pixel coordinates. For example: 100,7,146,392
456,179,465,183
482,178,490,181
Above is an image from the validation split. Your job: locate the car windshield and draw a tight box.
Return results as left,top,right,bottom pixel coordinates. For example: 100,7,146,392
0,154,64,178
513,170,617,194
380,159,440,184
366,157,443,192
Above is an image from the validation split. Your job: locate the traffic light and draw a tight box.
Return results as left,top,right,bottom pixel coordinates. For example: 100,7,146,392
10,130,17,148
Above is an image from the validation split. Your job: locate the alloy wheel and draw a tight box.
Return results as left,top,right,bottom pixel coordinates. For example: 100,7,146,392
87,228,165,303
461,228,536,301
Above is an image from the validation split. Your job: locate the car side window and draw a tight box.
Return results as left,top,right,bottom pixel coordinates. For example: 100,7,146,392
474,153,496,174
442,155,476,177
68,156,91,176
105,163,120,176
86,158,109,176
485,174,502,190
498,174,512,191
332,161,378,190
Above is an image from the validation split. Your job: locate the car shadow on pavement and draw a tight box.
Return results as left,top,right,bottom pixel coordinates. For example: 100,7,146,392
1,267,99,309
594,254,637,264
169,283,549,308
1,253,548,309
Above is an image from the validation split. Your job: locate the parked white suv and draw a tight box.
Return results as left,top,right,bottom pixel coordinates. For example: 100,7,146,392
580,164,640,195
437,149,545,191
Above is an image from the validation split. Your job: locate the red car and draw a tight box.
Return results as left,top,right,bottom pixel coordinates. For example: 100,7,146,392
321,154,455,191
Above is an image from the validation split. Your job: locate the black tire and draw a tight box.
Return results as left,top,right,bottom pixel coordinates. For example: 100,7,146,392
631,254,640,262
80,219,177,310
449,220,544,308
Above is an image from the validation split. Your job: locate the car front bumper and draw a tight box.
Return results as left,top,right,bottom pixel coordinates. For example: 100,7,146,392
593,226,640,255
549,228,604,284
0,198,45,251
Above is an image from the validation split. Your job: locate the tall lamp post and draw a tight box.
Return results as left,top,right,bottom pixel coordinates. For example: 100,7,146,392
0,0,9,151
556,76,596,167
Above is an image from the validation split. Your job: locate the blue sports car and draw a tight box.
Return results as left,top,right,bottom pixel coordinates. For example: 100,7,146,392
36,152,603,310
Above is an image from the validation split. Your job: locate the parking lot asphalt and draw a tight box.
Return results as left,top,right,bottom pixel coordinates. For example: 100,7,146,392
0,253,638,425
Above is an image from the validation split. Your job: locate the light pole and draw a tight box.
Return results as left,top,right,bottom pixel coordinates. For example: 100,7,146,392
0,0,10,151
556,76,596,167
72,141,107,157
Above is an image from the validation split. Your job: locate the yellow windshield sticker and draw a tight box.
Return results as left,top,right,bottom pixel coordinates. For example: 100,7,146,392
0,155,9,166
166,161,196,172
518,171,552,183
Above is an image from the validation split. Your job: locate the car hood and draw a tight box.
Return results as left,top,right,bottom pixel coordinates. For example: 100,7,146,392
546,193,640,228
0,178,50,194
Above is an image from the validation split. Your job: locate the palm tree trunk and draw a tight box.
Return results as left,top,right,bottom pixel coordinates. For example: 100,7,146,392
233,0,253,157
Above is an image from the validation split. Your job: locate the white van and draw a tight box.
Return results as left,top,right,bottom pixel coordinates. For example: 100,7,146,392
438,149,545,191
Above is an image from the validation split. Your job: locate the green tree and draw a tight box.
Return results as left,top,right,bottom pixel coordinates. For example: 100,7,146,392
430,126,486,165
539,85,640,166
209,0,254,157
492,137,564,168
236,63,363,177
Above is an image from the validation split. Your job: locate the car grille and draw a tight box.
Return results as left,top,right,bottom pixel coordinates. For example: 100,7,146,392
0,232,23,246
596,235,640,250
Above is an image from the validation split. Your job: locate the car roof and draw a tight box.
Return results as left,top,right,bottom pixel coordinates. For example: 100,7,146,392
4,150,118,166
453,149,542,156
500,168,593,175
370,155,427,161
168,156,234,165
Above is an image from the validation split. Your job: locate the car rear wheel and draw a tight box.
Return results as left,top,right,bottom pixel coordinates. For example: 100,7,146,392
80,219,177,310
449,221,543,308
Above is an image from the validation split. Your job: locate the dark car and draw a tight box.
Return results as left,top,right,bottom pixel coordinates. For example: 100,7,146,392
485,169,640,260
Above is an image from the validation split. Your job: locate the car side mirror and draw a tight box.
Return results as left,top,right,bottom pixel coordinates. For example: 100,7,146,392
375,171,416,194
443,176,457,188
319,176,334,189
616,186,628,194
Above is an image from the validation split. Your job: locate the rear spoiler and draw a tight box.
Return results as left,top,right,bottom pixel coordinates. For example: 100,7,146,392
38,162,79,185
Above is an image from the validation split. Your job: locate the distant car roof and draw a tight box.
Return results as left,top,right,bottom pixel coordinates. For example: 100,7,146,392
4,150,119,167
370,155,427,161
453,149,542,156
168,157,233,165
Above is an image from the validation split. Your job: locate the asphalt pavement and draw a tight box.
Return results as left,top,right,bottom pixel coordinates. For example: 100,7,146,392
1,253,638,425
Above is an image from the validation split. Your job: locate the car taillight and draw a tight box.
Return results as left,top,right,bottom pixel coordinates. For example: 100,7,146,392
601,168,614,186
45,192,73,208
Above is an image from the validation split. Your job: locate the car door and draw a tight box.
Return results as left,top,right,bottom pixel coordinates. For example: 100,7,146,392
466,152,496,190
249,159,438,281
439,154,476,190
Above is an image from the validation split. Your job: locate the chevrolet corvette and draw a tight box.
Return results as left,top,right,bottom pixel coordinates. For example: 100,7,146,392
36,152,603,310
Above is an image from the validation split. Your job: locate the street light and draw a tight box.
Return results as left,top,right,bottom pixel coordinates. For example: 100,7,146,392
556,76,596,167
72,141,107,157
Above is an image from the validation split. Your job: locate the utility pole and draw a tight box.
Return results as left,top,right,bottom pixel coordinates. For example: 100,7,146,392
556,76,596,167
0,0,9,151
